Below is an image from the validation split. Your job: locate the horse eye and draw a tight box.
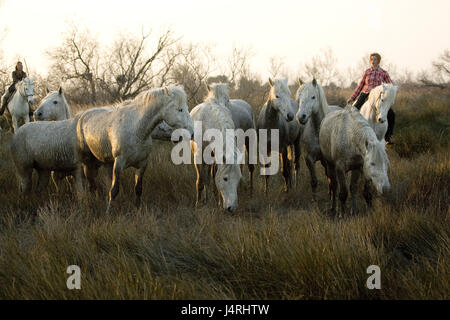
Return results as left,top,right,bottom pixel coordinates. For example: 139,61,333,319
371,162,375,166
276,95,280,99
312,96,316,99
53,101,58,104
178,108,182,112
224,177,228,182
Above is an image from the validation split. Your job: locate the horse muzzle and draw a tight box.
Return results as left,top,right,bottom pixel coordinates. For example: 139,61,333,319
296,113,309,125
33,111,43,121
286,112,294,122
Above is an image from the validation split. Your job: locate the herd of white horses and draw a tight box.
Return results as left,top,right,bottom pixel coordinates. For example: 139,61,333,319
1,77,398,216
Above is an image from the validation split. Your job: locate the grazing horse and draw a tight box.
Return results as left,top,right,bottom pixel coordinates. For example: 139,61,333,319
359,83,398,141
295,79,341,200
319,106,391,217
76,86,194,211
1,78,34,132
205,83,256,191
256,78,301,193
190,97,243,212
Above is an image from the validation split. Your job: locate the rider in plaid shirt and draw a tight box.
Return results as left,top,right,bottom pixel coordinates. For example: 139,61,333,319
347,53,396,144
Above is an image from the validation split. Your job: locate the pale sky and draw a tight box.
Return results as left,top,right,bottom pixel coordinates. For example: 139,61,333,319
0,0,449,81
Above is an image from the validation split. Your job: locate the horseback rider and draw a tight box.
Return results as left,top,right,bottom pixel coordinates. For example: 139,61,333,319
347,53,396,145
0,61,28,116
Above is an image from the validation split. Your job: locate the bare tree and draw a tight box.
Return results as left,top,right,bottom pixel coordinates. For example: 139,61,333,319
170,42,217,107
226,45,253,87
301,47,341,86
419,50,450,88
98,29,179,101
47,24,100,103
268,56,287,79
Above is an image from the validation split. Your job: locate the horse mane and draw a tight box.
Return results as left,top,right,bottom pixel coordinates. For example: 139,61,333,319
134,85,186,110
317,82,329,116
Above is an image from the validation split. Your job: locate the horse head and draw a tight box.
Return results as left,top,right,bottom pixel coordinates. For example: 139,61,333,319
160,85,194,137
34,87,70,121
21,77,35,104
268,78,294,122
215,150,243,212
206,83,230,107
363,139,391,194
374,83,398,124
295,78,322,125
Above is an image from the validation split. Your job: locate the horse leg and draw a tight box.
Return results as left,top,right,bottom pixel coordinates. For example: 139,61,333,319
214,165,223,209
194,162,205,207
327,164,337,215
73,166,85,200
336,168,348,218
305,154,318,201
107,156,124,213
363,179,373,208
245,139,254,193
51,171,66,192
281,147,291,192
18,167,33,195
293,139,301,187
36,170,50,192
350,169,361,216
134,161,148,208
24,113,30,125
83,163,100,194
12,115,19,134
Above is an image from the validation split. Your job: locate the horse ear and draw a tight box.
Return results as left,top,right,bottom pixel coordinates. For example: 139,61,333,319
312,78,317,87
268,78,274,87
58,87,63,95
46,87,50,94
298,78,303,86
206,83,211,92
164,87,170,96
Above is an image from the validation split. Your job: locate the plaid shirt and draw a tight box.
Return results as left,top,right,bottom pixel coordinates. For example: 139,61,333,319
350,67,393,101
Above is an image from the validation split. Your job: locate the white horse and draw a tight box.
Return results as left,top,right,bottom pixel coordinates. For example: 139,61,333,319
295,78,341,200
319,106,391,217
256,78,301,193
190,97,243,212
11,115,84,195
76,85,194,211
359,83,398,141
205,83,256,191
30,87,78,191
34,87,72,121
34,87,175,141
1,78,34,132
